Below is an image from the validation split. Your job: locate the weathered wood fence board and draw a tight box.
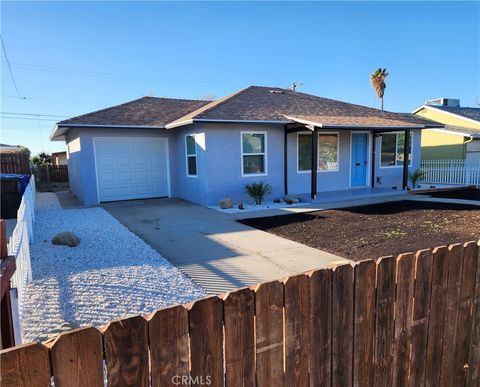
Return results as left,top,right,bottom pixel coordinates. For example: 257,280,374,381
0,343,50,386
255,280,284,387
374,255,396,386
353,260,376,387
49,327,103,387
332,263,354,387
309,268,332,387
1,241,480,387
224,287,255,387
0,153,30,174
409,249,433,387
148,305,189,387
102,315,149,386
284,274,310,387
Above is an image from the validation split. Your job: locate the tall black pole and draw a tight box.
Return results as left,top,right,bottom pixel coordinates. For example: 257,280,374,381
402,129,411,189
311,127,318,199
284,125,288,196
371,132,377,188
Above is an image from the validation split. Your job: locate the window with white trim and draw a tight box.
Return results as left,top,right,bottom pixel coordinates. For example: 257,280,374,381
242,132,266,175
297,133,339,172
186,135,197,176
380,132,412,167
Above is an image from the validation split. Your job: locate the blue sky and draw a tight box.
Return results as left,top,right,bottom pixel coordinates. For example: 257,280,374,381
1,1,479,154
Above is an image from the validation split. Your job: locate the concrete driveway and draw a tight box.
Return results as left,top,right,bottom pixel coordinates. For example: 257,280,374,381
103,198,346,294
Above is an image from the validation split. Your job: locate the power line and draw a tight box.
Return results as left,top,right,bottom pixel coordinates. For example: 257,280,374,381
6,60,245,88
1,111,69,118
1,94,107,105
1,116,59,122
0,35,24,99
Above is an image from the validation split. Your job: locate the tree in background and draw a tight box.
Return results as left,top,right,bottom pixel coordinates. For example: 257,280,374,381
31,152,52,166
370,68,389,110
18,145,30,154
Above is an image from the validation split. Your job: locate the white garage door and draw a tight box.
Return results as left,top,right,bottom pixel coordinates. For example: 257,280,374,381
94,137,170,202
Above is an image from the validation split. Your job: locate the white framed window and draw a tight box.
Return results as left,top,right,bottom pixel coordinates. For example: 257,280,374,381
185,134,197,177
241,131,267,176
380,132,412,168
297,132,339,172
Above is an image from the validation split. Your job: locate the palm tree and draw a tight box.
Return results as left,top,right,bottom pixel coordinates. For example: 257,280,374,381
370,68,389,110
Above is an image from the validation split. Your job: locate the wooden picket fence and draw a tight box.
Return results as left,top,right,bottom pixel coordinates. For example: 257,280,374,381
0,152,31,174
1,241,480,386
33,165,69,184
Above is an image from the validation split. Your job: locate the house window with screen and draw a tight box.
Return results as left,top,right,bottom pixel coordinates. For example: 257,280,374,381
186,135,197,176
297,133,339,171
242,132,266,175
380,132,412,167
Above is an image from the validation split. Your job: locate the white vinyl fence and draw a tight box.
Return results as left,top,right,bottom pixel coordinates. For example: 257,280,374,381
7,175,36,344
420,159,480,187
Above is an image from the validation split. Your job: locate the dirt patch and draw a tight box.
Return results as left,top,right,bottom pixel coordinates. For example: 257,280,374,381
424,187,480,201
240,200,480,261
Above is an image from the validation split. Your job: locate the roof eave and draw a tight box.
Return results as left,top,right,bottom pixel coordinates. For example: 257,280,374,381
165,118,291,129
284,115,441,130
50,123,166,141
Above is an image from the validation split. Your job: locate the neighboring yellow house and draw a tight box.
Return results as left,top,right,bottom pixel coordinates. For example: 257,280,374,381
413,98,480,161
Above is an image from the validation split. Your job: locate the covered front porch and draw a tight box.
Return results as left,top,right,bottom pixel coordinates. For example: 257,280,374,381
283,115,418,199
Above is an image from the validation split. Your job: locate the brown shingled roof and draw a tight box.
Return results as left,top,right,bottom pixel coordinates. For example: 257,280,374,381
57,96,210,127
54,86,442,141
166,86,441,129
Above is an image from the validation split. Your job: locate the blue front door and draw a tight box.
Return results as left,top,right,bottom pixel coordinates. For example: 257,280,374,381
351,133,368,186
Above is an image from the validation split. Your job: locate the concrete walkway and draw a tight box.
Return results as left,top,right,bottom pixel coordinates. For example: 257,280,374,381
103,198,348,294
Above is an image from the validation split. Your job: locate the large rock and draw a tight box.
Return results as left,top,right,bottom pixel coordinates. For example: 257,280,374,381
51,232,80,247
219,198,233,209
284,195,300,204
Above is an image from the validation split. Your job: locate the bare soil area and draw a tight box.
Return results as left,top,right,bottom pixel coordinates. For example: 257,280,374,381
240,200,480,261
424,187,480,201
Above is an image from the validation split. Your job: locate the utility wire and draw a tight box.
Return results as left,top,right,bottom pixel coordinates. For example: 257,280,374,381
1,111,69,118
0,35,24,99
1,116,59,122
6,60,245,88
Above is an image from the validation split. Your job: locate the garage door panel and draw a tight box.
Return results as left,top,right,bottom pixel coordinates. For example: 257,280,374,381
94,137,169,202
97,156,115,168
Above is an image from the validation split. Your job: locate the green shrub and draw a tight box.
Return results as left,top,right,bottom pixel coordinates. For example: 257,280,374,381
245,182,272,205
408,169,425,188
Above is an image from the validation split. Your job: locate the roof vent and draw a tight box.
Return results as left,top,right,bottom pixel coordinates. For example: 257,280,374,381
269,90,284,94
425,98,460,107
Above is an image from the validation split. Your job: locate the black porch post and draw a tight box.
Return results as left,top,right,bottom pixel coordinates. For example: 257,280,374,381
371,131,377,187
284,125,288,196
402,129,411,189
311,127,318,199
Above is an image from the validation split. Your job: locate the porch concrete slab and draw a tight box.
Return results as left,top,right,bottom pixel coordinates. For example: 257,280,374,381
103,198,348,294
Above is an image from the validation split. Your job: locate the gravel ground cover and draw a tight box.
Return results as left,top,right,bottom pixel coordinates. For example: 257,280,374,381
209,200,306,213
22,193,205,342
240,200,480,261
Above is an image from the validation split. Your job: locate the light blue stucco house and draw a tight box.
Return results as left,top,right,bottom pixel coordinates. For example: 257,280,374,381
50,86,442,206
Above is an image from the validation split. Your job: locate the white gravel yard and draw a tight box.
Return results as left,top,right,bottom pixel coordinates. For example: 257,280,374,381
22,193,205,342
208,201,307,213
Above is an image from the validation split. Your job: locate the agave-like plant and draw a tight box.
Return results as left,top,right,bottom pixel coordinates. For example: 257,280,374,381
245,182,272,205
370,68,389,110
408,169,425,189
